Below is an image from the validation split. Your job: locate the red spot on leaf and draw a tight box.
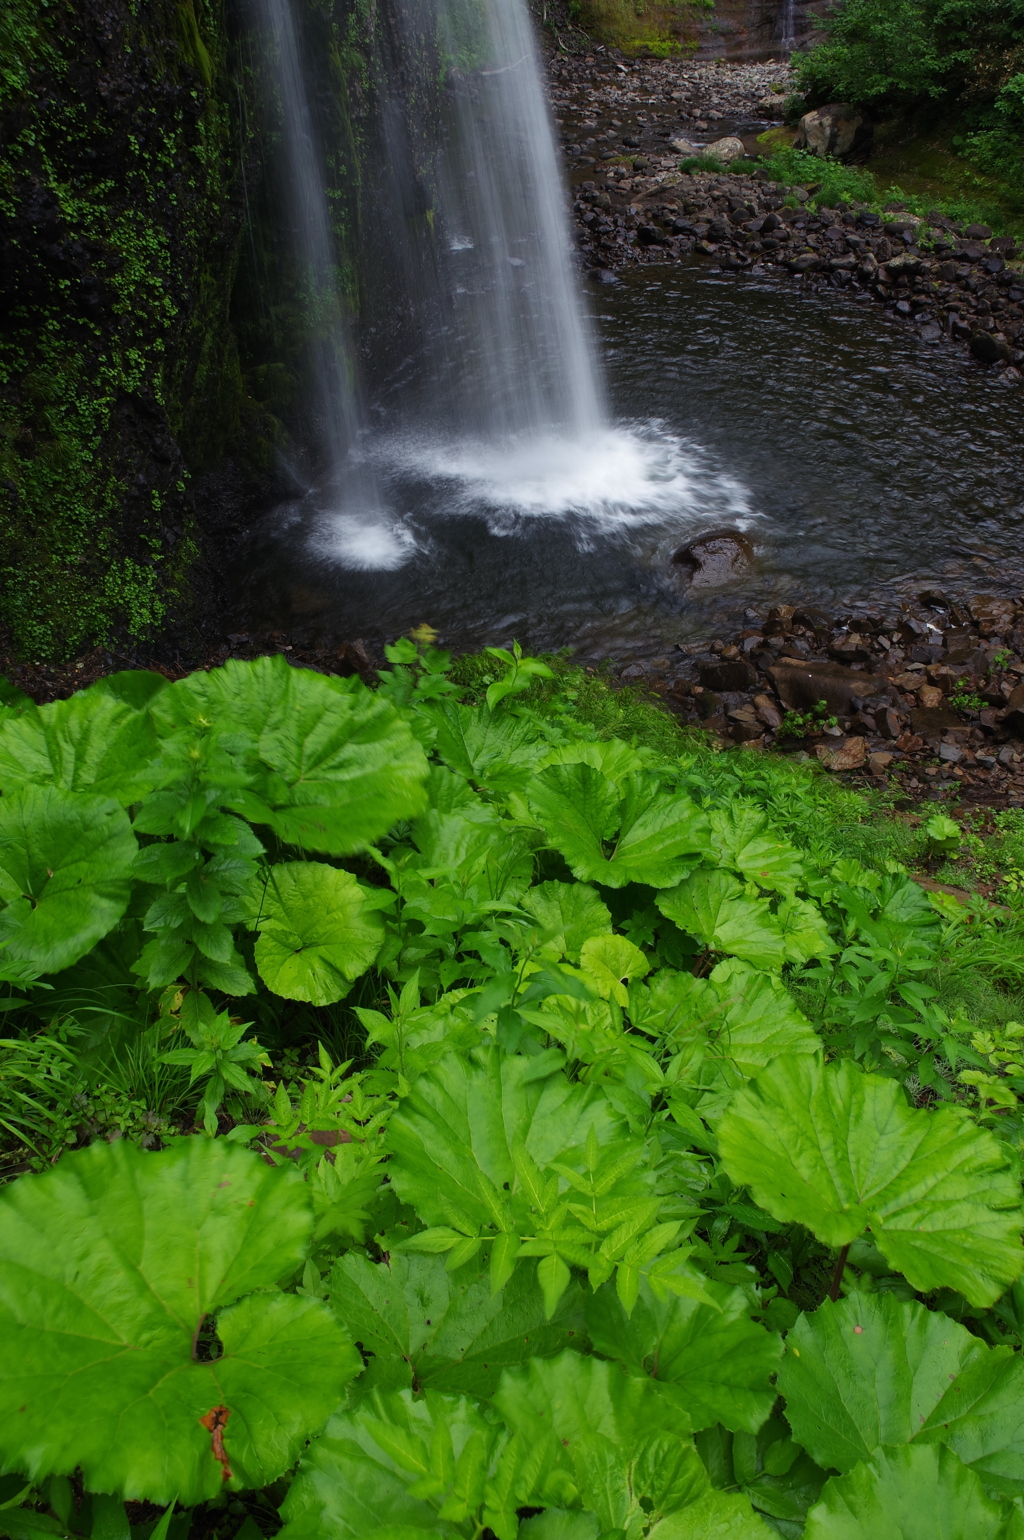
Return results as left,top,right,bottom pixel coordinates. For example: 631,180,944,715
200,1404,233,1482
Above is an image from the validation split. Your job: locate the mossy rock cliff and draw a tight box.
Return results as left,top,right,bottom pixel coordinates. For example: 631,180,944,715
0,0,247,660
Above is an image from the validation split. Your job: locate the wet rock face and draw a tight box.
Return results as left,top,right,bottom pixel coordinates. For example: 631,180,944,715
672,529,754,587
0,0,247,658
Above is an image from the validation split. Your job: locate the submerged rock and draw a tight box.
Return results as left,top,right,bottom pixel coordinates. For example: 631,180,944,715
672,528,753,587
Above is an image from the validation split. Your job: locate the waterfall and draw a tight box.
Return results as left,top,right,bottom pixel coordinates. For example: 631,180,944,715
249,0,383,518
779,0,798,55
376,0,606,443
247,0,745,584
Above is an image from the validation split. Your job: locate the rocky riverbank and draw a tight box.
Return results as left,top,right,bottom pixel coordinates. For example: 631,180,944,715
548,50,1024,379
616,579,1024,807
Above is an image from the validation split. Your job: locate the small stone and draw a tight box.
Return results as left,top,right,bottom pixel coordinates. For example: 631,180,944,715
868,751,894,774
815,736,868,772
938,742,964,764
589,268,620,285
753,694,782,730
971,332,1011,365
699,659,757,692
917,683,944,708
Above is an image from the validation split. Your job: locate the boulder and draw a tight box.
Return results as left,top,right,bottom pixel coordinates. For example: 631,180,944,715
704,137,745,165
1004,682,1024,737
971,332,1011,365
672,529,753,588
699,659,757,691
794,103,872,161
770,659,896,718
816,736,867,771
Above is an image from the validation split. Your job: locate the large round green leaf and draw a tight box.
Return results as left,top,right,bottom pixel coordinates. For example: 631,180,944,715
0,690,160,804
0,785,138,972
253,862,385,1004
0,1138,361,1503
276,1389,507,1540
779,1293,1024,1495
586,1277,782,1434
152,656,428,853
718,1055,1023,1307
803,1444,1013,1540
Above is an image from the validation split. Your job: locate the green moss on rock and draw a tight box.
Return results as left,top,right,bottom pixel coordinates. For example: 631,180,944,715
0,0,245,660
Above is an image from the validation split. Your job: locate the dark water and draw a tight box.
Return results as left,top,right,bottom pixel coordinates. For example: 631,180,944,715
241,263,1024,657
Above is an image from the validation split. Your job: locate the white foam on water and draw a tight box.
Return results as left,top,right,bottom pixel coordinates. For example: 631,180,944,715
376,420,755,533
309,512,417,570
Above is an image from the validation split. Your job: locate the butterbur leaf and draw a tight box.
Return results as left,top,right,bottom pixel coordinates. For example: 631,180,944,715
329,1252,582,1400
586,1278,782,1433
527,766,710,889
780,1293,1024,1494
0,786,137,972
154,656,428,854
579,934,649,1005
803,1443,1013,1540
386,1048,625,1294
275,1389,508,1540
253,863,384,1005
718,1055,1023,1306
0,1139,361,1503
657,872,786,972
490,1351,722,1534
521,881,612,963
91,669,169,710
0,690,160,804
708,804,803,894
639,960,819,1083
647,1493,776,1538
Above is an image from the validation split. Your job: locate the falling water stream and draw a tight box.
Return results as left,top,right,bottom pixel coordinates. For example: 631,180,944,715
250,0,741,581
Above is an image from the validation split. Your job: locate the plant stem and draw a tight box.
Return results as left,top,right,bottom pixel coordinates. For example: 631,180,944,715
829,1243,851,1301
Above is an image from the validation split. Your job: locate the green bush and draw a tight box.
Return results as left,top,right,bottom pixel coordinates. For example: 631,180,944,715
795,0,1024,108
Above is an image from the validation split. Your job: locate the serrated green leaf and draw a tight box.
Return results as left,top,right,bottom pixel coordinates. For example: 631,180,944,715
385,1048,626,1286
657,872,786,971
647,1491,776,1538
521,882,612,963
803,1444,1013,1540
153,656,428,854
330,1252,581,1401
527,767,710,889
491,1350,699,1531
780,1293,1024,1494
252,863,384,1005
275,1389,507,1540
0,786,137,972
640,959,819,1084
587,1277,781,1433
0,690,159,804
718,1055,1024,1306
708,804,804,894
0,1139,361,1503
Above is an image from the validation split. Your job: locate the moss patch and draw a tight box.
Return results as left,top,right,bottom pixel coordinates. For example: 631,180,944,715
0,0,246,661
574,0,710,57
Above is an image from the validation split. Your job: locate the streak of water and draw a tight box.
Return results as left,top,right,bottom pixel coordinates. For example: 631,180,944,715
250,0,382,513
374,0,605,440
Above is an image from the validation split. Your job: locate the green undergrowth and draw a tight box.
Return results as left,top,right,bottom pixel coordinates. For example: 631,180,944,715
754,144,1024,235
1,638,1024,1537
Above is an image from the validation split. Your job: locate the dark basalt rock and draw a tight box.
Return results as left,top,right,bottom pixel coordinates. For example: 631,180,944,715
672,528,753,588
